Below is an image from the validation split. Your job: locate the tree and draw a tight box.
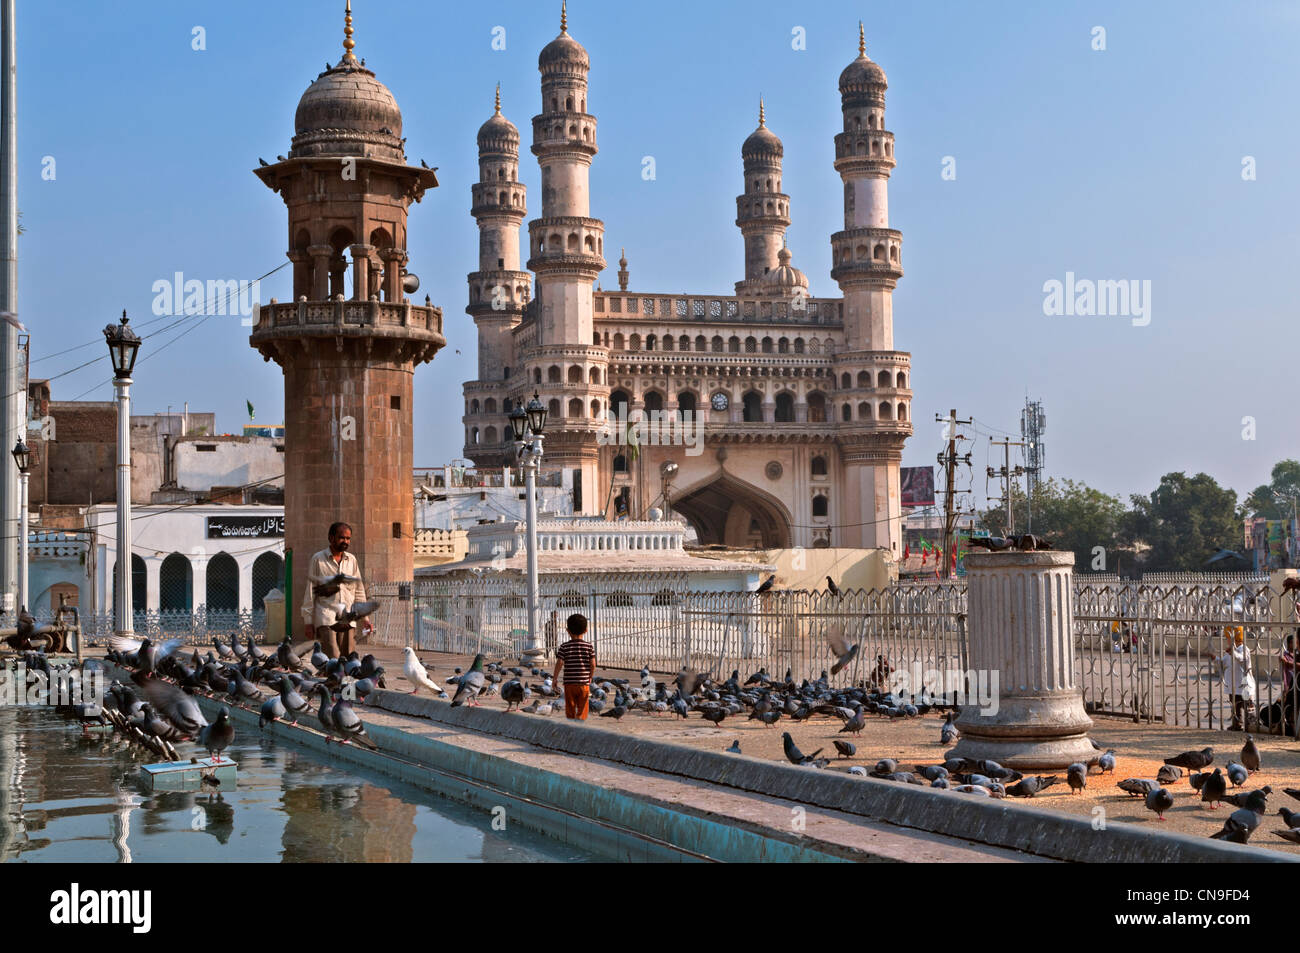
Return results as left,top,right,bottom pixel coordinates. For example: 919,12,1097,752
1125,472,1240,572
1243,459,1300,520
979,478,1127,572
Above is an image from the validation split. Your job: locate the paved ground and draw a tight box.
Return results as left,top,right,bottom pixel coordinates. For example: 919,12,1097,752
377,646,1300,856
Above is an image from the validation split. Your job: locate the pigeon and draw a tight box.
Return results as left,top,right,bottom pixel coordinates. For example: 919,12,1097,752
826,576,842,599
726,739,741,754
403,647,444,696
915,765,950,782
599,705,627,720
450,654,486,707
1164,747,1213,770
758,710,782,728
838,706,866,735
940,712,959,745
1279,807,1300,829
1201,768,1227,809
1067,762,1087,794
1286,788,1300,803
310,642,330,671
278,677,310,721
246,635,269,662
967,536,1012,551
1156,764,1183,785
755,575,776,593
1096,749,1116,774
259,694,287,728
198,707,234,763
954,784,992,796
782,732,823,766
1225,762,1249,788
1210,808,1260,844
1006,775,1058,798
699,707,727,728
832,740,856,759
501,679,526,711
214,635,235,660
826,625,859,677
1275,827,1300,845
276,638,306,672
1145,787,1174,821
106,634,182,674
932,777,950,790
874,758,899,775
314,685,339,738
131,672,207,736
331,697,378,750
1241,735,1261,773
328,600,380,632
312,572,362,599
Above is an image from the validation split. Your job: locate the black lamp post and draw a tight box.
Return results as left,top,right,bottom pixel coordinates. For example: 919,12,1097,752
11,438,28,612
103,310,141,637
509,391,547,656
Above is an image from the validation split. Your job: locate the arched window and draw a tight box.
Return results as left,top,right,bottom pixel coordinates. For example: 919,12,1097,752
548,398,561,419
745,336,757,353
548,365,561,383
857,371,870,387
878,370,892,388
610,389,630,414
742,391,764,422
613,333,625,350
728,336,740,353
898,403,908,421
793,337,805,354
695,335,707,352
761,337,773,354
646,334,657,351
590,399,601,417
533,367,543,384
807,392,826,423
613,454,628,473
470,398,481,414
663,335,674,351
677,392,697,415
589,366,601,384
483,397,497,414
159,553,192,612
841,403,852,422
874,244,886,260
878,401,893,420
605,590,634,607
643,391,664,413
811,455,828,477
812,495,829,517
252,552,283,612
679,334,690,351
629,333,641,351
711,335,723,352
568,398,583,417
567,365,582,383
113,554,148,617
471,427,479,444
858,401,871,419
484,425,498,443
775,392,795,422
206,552,238,613
897,372,907,389
841,372,851,389
778,337,790,354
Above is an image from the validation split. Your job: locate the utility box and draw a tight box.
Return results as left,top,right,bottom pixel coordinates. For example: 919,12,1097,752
262,587,285,642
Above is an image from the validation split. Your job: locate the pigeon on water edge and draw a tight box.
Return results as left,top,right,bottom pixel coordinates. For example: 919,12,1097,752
450,654,486,707
403,647,444,696
198,707,234,764
781,732,823,766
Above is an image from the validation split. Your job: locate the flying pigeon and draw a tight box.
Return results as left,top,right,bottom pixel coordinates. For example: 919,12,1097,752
131,671,207,736
825,624,859,677
403,647,444,696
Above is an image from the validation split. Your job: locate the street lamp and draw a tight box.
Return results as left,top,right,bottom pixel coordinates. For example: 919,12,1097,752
11,438,28,613
104,310,141,638
509,392,546,656
659,460,678,519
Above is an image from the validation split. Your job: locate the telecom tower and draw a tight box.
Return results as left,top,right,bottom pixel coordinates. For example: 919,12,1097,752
1021,398,1046,495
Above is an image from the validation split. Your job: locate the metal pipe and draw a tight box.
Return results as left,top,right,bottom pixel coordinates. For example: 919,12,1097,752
0,0,18,614
16,466,25,610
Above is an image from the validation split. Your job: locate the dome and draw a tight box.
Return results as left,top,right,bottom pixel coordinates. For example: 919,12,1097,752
539,6,588,71
765,246,808,290
742,99,782,160
478,88,519,150
291,60,404,161
839,25,887,92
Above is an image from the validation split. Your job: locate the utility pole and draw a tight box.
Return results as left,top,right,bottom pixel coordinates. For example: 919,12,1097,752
935,409,972,579
988,438,1027,535
0,0,18,616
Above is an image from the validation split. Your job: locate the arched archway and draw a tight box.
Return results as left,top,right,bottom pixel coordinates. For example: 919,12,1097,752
159,553,193,612
111,554,147,617
252,552,283,611
207,552,239,612
671,472,793,548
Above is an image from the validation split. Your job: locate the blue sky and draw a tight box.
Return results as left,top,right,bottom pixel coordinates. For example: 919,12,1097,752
16,1,1299,508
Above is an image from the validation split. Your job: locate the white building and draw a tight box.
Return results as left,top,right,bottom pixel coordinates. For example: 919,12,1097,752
84,504,285,618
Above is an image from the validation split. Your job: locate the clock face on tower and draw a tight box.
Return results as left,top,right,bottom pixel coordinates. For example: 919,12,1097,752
711,393,729,412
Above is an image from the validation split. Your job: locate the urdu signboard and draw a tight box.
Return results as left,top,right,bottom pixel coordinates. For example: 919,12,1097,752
205,515,285,539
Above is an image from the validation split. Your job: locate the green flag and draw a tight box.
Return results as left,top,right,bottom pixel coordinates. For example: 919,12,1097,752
246,400,255,421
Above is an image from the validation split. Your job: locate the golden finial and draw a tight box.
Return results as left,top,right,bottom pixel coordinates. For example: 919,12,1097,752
561,0,568,34
758,96,765,126
494,83,501,114
858,21,865,56
342,0,357,64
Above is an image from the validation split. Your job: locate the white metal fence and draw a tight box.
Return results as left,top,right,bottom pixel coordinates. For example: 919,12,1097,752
364,572,1300,733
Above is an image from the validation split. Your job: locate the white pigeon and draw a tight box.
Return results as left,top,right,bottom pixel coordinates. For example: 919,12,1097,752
402,647,443,696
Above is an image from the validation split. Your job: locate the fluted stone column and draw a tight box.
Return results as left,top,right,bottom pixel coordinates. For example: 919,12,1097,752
949,551,1094,770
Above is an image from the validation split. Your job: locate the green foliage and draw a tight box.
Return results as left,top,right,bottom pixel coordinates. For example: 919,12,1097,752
980,478,1127,572
1124,472,1240,571
1243,459,1300,519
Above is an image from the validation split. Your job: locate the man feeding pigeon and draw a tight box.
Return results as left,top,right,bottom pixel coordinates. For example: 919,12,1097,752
553,613,596,720
301,522,371,658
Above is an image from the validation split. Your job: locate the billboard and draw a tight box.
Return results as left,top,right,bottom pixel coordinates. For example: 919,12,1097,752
901,466,936,508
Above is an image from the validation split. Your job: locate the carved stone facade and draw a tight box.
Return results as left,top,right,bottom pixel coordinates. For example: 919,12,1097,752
463,18,911,552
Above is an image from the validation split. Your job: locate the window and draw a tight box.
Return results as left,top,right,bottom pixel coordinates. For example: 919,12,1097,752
812,495,829,517
393,521,403,539
775,392,795,422
196,444,216,452
811,455,827,477
742,391,764,423
606,590,634,607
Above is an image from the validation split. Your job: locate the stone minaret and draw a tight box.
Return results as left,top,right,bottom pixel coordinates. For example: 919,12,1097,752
250,3,444,609
831,24,912,551
464,85,530,466
735,99,791,295
523,2,607,512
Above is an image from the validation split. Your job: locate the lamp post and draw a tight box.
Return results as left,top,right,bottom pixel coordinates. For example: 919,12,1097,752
509,393,546,655
659,460,678,519
11,438,28,612
104,310,140,638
